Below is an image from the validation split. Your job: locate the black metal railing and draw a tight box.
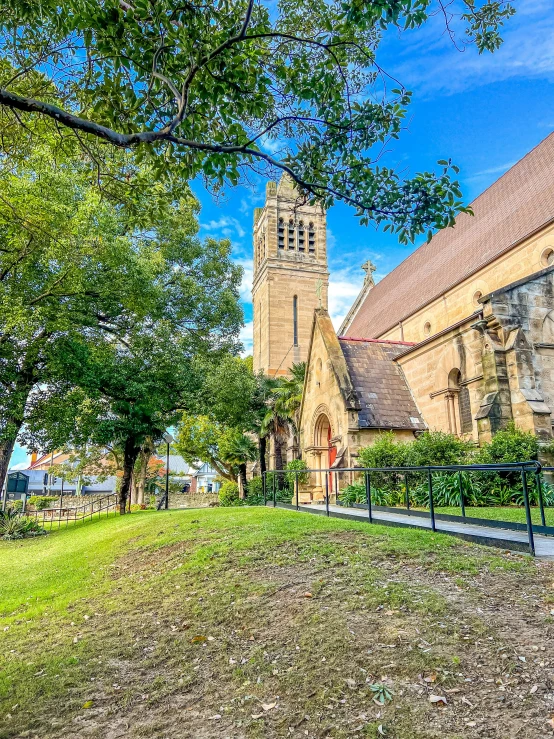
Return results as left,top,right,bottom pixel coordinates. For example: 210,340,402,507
262,462,554,556
20,493,118,531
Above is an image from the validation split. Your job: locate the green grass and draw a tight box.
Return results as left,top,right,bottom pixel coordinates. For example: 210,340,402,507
434,505,554,525
0,507,550,739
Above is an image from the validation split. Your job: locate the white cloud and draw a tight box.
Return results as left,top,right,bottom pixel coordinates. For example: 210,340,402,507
384,8,554,96
239,320,253,356
236,257,254,301
202,216,246,239
328,266,366,331
10,460,30,471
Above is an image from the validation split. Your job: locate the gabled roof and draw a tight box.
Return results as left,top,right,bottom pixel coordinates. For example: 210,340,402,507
300,310,425,431
347,132,554,339
339,338,426,431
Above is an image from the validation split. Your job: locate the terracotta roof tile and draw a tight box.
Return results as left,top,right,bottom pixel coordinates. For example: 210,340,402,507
347,132,554,338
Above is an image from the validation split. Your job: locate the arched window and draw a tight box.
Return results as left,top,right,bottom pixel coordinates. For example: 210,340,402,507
298,221,305,251
293,295,298,346
278,218,284,249
288,219,295,249
448,369,472,434
308,222,315,252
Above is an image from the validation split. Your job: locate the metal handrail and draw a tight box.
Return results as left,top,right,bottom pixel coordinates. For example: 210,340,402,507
262,461,546,556
22,493,118,531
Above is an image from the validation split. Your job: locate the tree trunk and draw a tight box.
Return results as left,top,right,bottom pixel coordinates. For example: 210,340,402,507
238,463,248,498
137,448,148,506
259,435,266,476
274,438,283,471
0,437,16,497
119,437,141,515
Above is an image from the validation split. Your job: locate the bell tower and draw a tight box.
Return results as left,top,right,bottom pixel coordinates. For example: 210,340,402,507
252,176,329,376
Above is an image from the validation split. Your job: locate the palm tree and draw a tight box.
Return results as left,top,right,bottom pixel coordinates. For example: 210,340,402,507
220,431,258,496
260,404,290,472
273,362,306,455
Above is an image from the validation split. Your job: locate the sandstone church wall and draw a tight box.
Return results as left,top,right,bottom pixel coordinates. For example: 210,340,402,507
396,321,485,441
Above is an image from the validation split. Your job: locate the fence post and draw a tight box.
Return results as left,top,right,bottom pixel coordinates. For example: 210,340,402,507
404,473,410,512
428,468,436,532
365,470,372,523
535,469,546,528
325,472,330,517
458,471,466,519
273,473,276,507
334,471,339,503
263,473,267,506
295,471,299,511
521,467,536,556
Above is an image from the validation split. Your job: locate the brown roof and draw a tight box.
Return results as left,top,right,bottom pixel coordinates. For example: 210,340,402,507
347,132,554,338
339,338,426,430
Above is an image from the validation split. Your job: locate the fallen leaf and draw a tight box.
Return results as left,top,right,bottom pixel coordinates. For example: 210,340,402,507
424,673,437,683
209,714,221,720
82,700,94,709
530,685,538,694
262,702,277,711
548,717,554,729
190,635,207,644
429,695,447,707
304,592,313,598
346,678,356,689
252,713,264,719
377,725,386,736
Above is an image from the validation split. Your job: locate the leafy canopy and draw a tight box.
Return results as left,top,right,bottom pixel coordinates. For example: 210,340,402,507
0,0,514,241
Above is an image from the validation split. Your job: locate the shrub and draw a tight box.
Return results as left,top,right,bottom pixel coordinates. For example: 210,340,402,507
285,459,310,488
244,476,265,506
0,510,46,540
28,495,58,510
358,432,409,469
340,482,365,506
478,423,538,464
408,431,475,467
264,472,293,503
7,500,23,513
129,503,148,512
218,481,241,507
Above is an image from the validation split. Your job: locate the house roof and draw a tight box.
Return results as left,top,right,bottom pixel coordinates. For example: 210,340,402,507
347,132,554,339
339,338,426,431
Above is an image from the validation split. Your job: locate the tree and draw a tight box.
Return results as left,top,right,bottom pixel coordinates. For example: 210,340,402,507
219,429,258,495
0,142,192,491
176,414,256,483
15,192,243,513
273,361,306,454
0,0,514,241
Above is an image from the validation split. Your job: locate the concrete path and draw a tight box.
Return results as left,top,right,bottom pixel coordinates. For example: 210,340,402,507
275,502,554,558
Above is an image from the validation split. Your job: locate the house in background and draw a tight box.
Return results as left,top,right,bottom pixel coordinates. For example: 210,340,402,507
192,463,221,494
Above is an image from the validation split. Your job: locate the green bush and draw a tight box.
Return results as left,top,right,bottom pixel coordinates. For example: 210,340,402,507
285,459,310,487
264,472,293,503
7,500,23,513
244,476,265,506
358,431,409,469
0,510,46,540
28,495,58,510
218,481,241,507
408,431,475,466
478,423,538,464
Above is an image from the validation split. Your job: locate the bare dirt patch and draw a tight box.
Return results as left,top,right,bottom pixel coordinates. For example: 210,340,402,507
5,515,554,739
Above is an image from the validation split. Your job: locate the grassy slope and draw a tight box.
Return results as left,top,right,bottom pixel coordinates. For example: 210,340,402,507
1,508,554,739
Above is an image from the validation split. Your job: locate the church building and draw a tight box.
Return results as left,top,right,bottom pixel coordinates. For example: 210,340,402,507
252,133,554,487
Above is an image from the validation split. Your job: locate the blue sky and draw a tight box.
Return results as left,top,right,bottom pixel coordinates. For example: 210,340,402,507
9,0,554,468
